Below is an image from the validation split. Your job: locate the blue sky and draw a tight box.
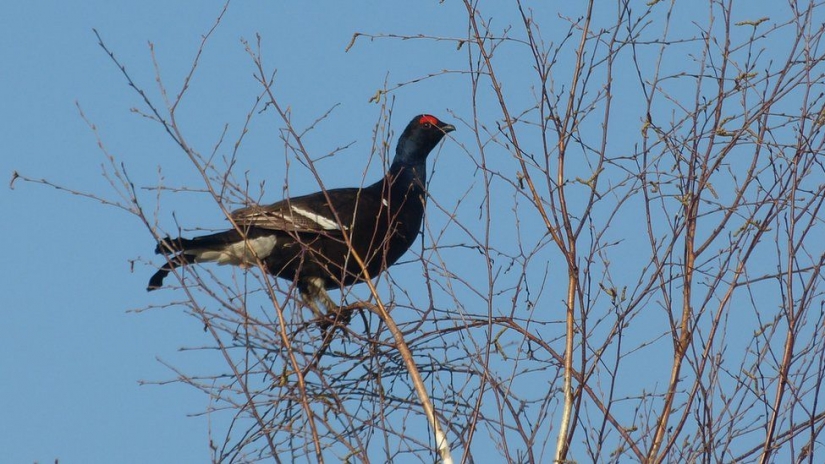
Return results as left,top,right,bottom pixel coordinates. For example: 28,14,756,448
3,1,816,463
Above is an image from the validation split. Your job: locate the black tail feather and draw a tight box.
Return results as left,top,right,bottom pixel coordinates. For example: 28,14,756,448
147,251,194,291
155,236,186,255
147,266,171,291
155,230,258,255
149,228,272,291
149,236,188,291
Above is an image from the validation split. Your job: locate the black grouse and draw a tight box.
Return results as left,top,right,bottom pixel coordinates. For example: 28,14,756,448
148,114,454,316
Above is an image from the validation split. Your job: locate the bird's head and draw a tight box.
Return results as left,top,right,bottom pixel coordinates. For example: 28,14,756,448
393,114,455,167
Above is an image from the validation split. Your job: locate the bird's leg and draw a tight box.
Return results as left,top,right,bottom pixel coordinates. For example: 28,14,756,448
299,289,325,321
316,286,337,315
300,277,352,331
319,287,354,329
299,277,356,369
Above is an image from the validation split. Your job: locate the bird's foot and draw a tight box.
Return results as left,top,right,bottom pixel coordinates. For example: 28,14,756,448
319,305,354,333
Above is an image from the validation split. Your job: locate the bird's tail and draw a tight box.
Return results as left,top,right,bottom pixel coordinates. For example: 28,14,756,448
147,236,197,291
147,229,278,291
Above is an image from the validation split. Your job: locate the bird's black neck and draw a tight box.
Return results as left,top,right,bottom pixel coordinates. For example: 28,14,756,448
384,161,426,195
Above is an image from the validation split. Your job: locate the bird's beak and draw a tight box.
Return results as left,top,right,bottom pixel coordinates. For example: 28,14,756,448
440,123,456,134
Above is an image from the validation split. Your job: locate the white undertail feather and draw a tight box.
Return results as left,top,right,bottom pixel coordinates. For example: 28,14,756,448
192,236,278,267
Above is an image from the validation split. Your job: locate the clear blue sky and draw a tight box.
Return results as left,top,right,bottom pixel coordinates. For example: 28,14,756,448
2,1,803,463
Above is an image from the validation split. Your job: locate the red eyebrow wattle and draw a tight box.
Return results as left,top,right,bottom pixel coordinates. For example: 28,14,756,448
419,115,439,125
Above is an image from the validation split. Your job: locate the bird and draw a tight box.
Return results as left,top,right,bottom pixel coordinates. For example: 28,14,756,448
148,114,455,319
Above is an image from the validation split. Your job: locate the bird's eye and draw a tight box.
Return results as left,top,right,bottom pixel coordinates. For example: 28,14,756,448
423,123,432,128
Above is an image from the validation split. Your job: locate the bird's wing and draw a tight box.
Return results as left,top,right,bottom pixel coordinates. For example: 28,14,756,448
231,188,362,233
